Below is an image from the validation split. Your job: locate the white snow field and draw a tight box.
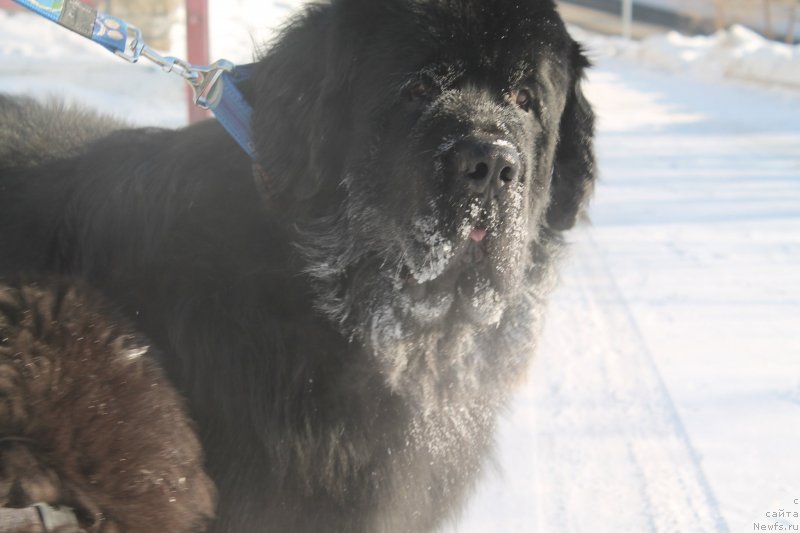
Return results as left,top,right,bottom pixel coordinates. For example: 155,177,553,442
1,2,799,532
571,24,800,90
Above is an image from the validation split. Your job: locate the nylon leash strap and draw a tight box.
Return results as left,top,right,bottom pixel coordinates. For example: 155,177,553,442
11,0,257,159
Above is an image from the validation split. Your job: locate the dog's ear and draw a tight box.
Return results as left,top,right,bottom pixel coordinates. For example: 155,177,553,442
246,5,354,201
545,42,596,231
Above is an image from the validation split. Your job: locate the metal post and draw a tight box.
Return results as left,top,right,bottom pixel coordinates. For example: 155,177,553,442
186,0,211,123
622,0,633,39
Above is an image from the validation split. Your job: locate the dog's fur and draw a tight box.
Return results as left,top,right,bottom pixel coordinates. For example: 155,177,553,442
0,279,215,531
0,0,595,531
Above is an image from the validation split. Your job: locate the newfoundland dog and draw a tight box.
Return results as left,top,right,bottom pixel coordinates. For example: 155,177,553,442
0,0,595,531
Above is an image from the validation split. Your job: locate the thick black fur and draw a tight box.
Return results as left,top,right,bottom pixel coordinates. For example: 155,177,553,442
0,0,595,531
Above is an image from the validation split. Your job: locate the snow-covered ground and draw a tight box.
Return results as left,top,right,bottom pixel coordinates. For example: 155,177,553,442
1,3,799,532
572,24,800,89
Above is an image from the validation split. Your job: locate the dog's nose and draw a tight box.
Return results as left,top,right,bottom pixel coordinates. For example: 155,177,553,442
454,140,521,197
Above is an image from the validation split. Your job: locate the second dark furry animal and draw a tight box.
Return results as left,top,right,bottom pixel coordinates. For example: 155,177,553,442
0,0,595,531
0,279,215,532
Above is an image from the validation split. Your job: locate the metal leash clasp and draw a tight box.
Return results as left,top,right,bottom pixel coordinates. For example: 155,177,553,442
114,23,233,109
142,47,234,109
185,60,236,110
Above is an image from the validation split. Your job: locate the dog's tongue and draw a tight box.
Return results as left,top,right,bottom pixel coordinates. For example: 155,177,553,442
469,228,487,242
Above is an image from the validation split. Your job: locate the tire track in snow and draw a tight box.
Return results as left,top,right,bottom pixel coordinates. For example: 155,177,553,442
528,228,729,532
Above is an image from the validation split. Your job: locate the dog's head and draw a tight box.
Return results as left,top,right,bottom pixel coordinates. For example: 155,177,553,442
248,0,594,338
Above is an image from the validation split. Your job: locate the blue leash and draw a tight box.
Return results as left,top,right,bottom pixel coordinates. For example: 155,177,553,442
11,0,257,159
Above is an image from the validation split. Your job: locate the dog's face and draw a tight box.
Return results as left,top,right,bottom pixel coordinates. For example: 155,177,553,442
251,0,594,359
338,1,581,327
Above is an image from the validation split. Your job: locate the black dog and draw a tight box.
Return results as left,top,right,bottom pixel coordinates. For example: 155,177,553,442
0,0,595,530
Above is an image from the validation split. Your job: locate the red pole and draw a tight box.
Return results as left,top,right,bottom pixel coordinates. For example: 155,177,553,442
186,0,211,123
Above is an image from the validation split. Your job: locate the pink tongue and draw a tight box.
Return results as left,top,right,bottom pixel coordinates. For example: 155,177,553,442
469,228,487,242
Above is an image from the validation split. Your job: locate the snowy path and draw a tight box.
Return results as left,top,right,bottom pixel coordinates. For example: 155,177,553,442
530,231,727,532
585,58,800,533
455,230,728,533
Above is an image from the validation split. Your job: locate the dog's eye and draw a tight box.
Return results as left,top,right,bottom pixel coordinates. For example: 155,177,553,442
513,89,534,112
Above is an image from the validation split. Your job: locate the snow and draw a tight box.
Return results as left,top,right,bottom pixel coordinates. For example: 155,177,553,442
572,23,800,89
1,3,800,532
411,215,456,283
